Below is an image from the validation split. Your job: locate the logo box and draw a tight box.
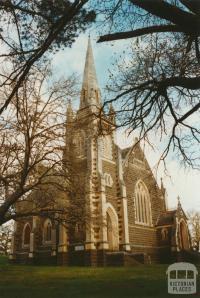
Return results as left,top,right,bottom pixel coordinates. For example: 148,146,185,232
166,262,198,294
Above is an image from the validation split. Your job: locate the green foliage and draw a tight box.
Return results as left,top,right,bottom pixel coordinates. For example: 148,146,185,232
0,0,96,58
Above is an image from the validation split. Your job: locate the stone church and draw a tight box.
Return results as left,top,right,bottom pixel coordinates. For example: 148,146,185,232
10,39,192,266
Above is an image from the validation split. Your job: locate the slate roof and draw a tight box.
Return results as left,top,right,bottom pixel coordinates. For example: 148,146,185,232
156,210,176,226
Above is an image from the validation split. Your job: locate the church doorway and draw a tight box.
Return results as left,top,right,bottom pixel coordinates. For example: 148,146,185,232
106,207,119,251
179,220,190,250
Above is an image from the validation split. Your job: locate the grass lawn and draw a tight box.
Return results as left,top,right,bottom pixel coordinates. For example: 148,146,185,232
0,256,199,298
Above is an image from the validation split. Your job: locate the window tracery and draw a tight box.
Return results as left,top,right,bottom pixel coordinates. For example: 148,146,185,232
23,223,31,247
135,180,152,225
43,219,52,243
161,228,168,240
104,173,113,187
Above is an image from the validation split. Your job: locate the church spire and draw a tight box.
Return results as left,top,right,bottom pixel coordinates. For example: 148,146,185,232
177,196,182,209
108,103,116,124
66,99,73,123
79,37,101,110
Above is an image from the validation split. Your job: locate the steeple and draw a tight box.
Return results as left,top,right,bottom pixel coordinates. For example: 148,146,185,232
66,99,74,123
108,103,116,123
177,196,182,209
160,178,165,194
79,37,101,110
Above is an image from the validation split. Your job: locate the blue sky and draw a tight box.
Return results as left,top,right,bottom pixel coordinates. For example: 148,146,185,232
51,33,200,213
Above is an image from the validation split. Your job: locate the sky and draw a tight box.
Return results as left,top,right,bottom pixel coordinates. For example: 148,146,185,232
51,33,200,213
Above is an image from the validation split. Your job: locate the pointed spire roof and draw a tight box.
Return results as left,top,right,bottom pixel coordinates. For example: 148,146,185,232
161,177,165,193
79,37,101,110
109,103,116,123
109,103,115,113
82,37,99,91
177,196,182,209
66,99,73,122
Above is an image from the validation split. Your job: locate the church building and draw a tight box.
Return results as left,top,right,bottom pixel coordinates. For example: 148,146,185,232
10,39,192,266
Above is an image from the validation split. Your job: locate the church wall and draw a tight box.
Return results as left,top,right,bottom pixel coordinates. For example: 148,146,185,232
124,160,166,256
102,159,118,211
156,226,173,247
128,225,160,262
37,218,53,249
126,164,165,221
66,154,87,246
129,226,157,246
125,166,163,222
14,218,32,252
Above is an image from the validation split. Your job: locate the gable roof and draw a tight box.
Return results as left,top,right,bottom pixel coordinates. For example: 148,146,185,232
156,210,176,226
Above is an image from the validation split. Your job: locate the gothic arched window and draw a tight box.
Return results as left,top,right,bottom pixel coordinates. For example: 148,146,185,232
23,223,31,247
43,219,52,243
161,228,168,240
135,180,152,226
104,173,113,187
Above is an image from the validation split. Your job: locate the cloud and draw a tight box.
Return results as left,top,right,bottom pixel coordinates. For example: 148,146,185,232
52,34,89,79
52,33,131,91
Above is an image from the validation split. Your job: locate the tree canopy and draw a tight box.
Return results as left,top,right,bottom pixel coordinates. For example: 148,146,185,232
96,0,200,168
0,0,199,225
0,0,95,114
0,66,78,225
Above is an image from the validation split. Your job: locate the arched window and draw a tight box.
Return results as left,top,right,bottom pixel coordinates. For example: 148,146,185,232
23,223,31,247
106,204,119,251
161,228,168,240
75,223,83,237
43,219,52,243
135,180,152,226
179,220,190,250
104,173,113,187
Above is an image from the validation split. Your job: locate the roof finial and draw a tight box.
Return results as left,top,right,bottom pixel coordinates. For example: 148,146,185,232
160,177,165,193
109,102,115,113
177,196,182,209
79,35,101,110
135,137,139,144
161,177,164,187
109,103,116,123
66,99,73,122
